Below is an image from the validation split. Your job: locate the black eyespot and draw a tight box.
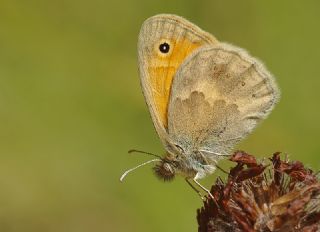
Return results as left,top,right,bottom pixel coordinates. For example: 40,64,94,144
159,42,170,53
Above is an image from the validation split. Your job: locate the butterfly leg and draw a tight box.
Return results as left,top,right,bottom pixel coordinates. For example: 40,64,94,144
192,178,214,200
192,178,219,207
185,178,205,200
211,160,229,175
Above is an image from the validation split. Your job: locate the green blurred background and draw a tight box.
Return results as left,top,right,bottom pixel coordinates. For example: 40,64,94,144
0,1,319,231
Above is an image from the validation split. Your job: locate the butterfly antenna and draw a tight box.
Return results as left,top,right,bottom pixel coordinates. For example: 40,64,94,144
128,149,162,159
120,158,161,182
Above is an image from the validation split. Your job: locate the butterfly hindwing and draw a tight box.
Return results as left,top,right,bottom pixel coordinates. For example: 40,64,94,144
167,44,280,162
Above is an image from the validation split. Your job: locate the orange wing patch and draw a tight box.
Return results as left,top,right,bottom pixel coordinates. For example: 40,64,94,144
148,39,208,128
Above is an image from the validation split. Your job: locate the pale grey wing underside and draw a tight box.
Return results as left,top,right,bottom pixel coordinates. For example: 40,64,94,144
167,44,280,162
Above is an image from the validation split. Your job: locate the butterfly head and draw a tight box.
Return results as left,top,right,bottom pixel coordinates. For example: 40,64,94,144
153,155,177,181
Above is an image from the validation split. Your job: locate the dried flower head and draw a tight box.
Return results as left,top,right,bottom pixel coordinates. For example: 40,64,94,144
197,151,320,232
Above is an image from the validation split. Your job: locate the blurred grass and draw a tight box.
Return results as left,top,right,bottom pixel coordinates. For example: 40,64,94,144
0,1,319,231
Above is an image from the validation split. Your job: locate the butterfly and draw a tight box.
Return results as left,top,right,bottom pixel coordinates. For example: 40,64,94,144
121,14,280,197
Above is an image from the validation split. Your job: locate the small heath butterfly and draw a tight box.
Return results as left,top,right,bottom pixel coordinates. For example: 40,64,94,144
121,14,280,198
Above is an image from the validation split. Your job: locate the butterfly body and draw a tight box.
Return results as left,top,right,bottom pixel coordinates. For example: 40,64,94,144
136,14,280,183
154,147,216,181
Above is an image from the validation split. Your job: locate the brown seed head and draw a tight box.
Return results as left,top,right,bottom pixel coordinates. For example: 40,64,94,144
197,151,320,232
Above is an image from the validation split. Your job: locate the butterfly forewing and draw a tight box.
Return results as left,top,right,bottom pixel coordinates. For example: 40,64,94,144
138,14,218,148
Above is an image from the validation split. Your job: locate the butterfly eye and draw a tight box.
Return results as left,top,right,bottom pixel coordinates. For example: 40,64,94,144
175,144,184,153
159,42,170,53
